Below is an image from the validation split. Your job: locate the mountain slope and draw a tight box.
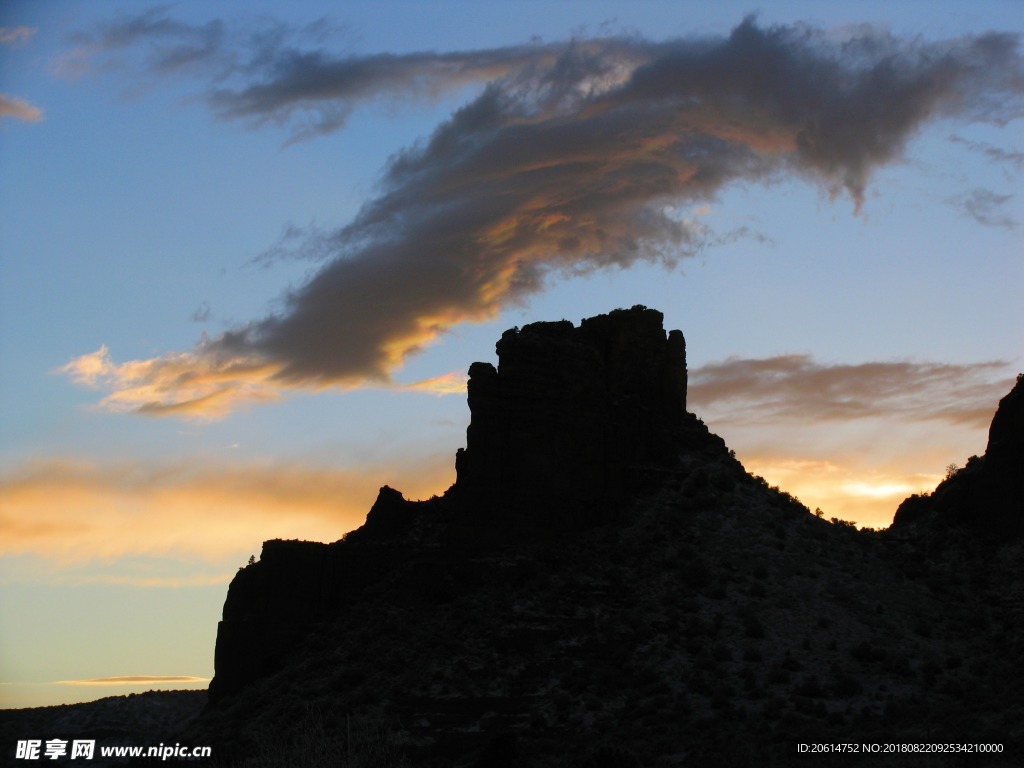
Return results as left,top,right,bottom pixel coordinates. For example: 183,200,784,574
190,308,1023,767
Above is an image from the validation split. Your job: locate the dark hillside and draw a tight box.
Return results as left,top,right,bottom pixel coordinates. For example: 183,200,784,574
187,308,1022,767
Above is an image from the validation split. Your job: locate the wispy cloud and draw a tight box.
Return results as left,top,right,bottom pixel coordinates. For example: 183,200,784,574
62,14,1024,417
395,370,468,396
53,676,208,686
0,26,36,46
689,355,1015,427
61,345,283,420
949,134,1024,171
62,9,568,141
0,455,452,566
0,93,43,123
1,26,43,124
949,187,1018,229
689,356,1016,527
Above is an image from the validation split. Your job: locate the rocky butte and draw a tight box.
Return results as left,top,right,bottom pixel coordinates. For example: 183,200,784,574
194,306,1023,767
209,306,720,701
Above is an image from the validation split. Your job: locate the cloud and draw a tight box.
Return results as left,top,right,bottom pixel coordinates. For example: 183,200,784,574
949,134,1024,171
59,8,226,79
64,16,1024,417
396,370,468,396
53,676,209,686
191,301,211,323
1,27,44,124
690,356,1017,527
63,8,563,140
0,26,35,45
0,93,43,123
689,355,1015,427
0,454,453,567
950,187,1018,229
61,344,283,419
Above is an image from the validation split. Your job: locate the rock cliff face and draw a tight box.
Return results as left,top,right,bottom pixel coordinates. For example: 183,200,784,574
454,306,691,528
892,374,1023,536
208,306,708,705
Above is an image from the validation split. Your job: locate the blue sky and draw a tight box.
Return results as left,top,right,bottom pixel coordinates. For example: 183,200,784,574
1,0,1021,708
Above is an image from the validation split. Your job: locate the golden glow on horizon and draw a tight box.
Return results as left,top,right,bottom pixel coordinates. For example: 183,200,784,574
0,456,454,573
840,481,919,499
743,456,942,529
53,676,209,686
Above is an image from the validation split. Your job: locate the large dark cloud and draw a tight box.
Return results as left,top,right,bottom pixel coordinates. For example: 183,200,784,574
63,13,1024,416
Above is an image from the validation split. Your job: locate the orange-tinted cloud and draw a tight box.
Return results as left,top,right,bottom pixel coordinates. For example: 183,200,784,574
62,16,1024,416
395,370,468,396
689,355,1015,427
0,455,453,568
0,93,43,123
1,27,43,124
686,356,1017,527
61,345,284,420
53,676,208,686
0,26,35,45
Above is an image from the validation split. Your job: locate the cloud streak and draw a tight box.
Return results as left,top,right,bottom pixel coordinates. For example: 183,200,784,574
0,26,35,45
64,8,566,140
1,26,43,124
691,359,1016,527
53,676,209,686
0,454,452,567
0,93,43,123
950,188,1018,229
949,134,1024,171
64,14,1024,417
689,355,1015,427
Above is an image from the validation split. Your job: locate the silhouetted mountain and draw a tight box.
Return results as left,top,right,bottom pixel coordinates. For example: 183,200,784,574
0,691,205,767
188,307,1022,766
207,307,734,708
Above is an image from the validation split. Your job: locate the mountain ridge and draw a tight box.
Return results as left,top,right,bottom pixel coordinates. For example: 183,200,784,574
191,307,1023,766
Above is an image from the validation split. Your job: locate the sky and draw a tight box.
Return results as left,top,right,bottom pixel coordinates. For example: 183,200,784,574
1,0,1021,709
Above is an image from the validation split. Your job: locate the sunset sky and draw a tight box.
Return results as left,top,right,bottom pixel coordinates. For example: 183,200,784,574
1,1,1021,709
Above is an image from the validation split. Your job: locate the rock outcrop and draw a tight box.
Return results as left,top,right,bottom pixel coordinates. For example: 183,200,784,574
208,306,707,706
454,305,691,528
892,374,1024,536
